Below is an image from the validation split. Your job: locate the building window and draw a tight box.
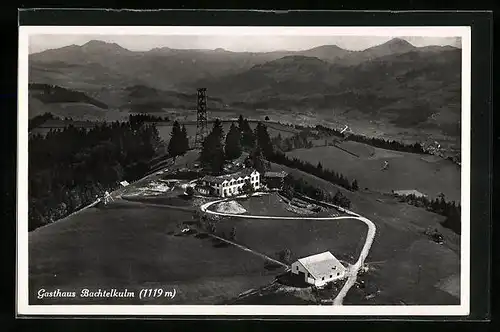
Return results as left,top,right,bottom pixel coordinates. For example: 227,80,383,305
296,266,298,270
337,272,340,276
330,275,332,278
322,277,325,281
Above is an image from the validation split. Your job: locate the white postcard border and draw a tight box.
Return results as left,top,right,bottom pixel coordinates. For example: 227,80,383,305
17,25,471,316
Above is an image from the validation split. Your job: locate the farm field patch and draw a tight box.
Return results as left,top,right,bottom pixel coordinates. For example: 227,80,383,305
214,214,367,266
286,141,460,202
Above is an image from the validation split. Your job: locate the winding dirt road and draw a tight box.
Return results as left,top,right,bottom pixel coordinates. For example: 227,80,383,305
200,193,376,305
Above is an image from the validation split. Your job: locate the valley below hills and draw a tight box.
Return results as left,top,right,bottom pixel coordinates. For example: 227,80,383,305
28,38,462,152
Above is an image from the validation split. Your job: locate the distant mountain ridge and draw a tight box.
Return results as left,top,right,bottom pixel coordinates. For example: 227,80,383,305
28,38,462,139
29,38,459,89
191,47,461,132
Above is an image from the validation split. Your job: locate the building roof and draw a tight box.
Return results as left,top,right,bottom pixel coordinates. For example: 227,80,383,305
264,171,288,178
296,251,345,280
202,168,259,184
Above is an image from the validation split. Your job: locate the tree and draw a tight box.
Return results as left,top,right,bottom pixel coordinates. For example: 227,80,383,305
200,134,225,174
167,121,182,160
239,117,255,150
237,114,245,130
199,119,226,174
224,122,242,160
278,248,292,264
254,122,273,158
352,179,359,191
185,186,195,196
265,116,270,121
180,125,189,153
241,179,254,195
211,118,224,142
246,145,266,173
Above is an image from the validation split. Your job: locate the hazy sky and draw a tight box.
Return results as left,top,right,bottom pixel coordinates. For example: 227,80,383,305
29,35,461,54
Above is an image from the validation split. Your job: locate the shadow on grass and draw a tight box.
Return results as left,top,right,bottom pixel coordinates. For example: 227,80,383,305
276,271,311,288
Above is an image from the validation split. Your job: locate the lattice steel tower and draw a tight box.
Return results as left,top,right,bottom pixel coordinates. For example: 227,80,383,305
195,88,208,148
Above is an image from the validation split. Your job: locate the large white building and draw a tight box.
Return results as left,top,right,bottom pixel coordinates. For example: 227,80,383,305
199,168,260,197
291,251,347,287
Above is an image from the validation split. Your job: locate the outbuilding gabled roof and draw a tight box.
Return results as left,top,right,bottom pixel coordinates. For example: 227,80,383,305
296,251,345,280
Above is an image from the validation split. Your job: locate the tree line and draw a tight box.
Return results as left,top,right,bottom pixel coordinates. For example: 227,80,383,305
269,151,357,191
394,192,461,234
272,122,428,155
315,124,427,154
29,120,162,231
199,115,273,175
197,115,357,192
348,134,426,154
129,113,170,127
271,132,314,152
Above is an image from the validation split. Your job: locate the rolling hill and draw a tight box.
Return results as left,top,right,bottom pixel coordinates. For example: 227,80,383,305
29,38,460,90
28,38,462,138
193,47,461,131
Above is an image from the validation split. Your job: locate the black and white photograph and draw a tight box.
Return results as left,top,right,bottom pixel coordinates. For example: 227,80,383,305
17,25,471,316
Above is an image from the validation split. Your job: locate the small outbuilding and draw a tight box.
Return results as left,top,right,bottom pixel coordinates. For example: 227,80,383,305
290,251,347,287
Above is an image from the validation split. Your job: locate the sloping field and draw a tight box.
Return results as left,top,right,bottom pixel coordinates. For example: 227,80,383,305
287,141,460,202
215,215,367,266
269,162,460,305
29,201,282,305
